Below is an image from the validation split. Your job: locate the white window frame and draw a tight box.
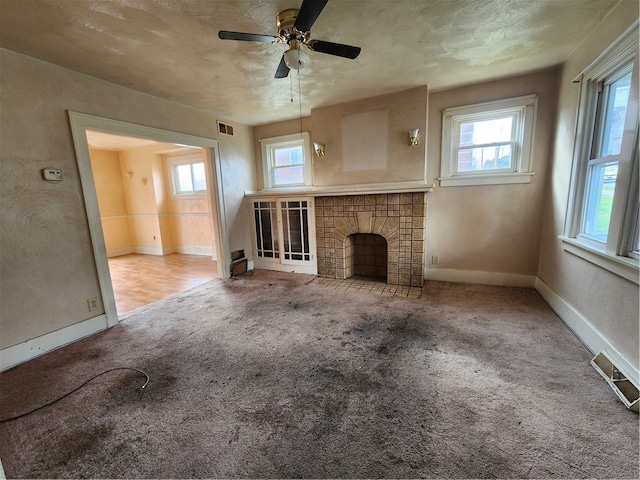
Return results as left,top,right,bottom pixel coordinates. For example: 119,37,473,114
561,25,639,284
440,94,538,187
261,132,312,190
167,153,207,197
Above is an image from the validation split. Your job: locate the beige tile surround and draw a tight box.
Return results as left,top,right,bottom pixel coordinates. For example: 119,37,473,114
315,192,426,287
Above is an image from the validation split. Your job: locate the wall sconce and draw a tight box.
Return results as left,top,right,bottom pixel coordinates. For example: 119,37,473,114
409,128,420,147
313,142,325,157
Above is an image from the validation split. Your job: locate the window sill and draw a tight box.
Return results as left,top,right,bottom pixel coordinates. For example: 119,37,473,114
438,172,534,187
559,236,639,284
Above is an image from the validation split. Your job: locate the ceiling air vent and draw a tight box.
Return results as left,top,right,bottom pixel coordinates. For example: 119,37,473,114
217,121,234,136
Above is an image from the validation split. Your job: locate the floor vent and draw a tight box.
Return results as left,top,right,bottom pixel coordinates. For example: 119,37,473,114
230,258,248,277
591,352,639,412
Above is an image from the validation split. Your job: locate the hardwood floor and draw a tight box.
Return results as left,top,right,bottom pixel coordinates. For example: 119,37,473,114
107,253,218,315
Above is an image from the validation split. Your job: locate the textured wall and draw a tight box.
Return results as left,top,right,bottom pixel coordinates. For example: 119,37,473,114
0,49,255,349
90,149,134,255
120,146,164,252
426,68,559,276
537,2,639,368
253,88,427,190
253,76,554,280
252,117,312,191
311,87,428,186
165,150,215,255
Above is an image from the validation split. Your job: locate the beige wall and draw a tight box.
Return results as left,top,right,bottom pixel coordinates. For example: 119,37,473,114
90,148,133,255
311,86,428,186
252,87,428,190
0,48,256,350
120,144,166,253
253,117,312,191
253,77,555,279
92,145,219,258
426,68,559,276
538,2,639,368
164,150,216,257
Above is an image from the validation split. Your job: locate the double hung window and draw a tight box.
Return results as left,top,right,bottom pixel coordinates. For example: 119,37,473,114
440,95,538,186
261,133,312,189
581,67,633,243
168,153,207,195
563,27,639,282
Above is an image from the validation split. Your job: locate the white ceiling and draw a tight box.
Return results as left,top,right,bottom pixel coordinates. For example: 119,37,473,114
0,0,622,126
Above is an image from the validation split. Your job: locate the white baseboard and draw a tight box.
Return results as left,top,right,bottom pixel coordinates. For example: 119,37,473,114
535,277,639,387
253,260,317,275
0,315,109,372
107,246,135,258
424,268,536,288
174,246,215,256
133,246,215,257
134,246,165,255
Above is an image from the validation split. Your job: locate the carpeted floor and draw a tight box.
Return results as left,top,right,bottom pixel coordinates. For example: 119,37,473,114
0,270,638,479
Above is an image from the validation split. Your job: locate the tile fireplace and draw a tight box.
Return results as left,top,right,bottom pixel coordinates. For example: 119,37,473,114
315,192,426,287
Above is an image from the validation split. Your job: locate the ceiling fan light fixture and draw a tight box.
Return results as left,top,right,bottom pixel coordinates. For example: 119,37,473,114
284,47,309,70
219,0,361,78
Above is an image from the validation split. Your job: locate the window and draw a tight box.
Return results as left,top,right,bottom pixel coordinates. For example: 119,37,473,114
261,132,312,189
168,153,207,195
562,27,638,283
440,95,538,186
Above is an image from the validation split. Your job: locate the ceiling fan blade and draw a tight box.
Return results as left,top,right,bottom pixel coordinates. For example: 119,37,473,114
275,55,290,78
218,31,277,43
307,39,361,59
294,0,329,32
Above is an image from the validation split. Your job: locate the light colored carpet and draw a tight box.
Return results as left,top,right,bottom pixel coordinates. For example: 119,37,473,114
0,270,638,478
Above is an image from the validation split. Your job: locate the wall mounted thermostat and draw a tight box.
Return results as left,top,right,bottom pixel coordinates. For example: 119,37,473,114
42,168,63,182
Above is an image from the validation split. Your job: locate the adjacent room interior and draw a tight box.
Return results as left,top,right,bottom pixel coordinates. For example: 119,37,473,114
86,131,219,314
0,0,638,478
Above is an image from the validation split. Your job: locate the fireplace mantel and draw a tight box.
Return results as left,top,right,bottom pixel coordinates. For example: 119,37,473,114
244,180,434,198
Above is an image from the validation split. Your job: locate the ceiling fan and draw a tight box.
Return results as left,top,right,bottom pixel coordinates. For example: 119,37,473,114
218,0,361,78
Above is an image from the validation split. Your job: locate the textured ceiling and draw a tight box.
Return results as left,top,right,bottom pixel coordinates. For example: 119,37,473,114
0,0,621,126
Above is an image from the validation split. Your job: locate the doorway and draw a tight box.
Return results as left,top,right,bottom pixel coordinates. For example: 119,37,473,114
69,112,230,327
86,131,220,315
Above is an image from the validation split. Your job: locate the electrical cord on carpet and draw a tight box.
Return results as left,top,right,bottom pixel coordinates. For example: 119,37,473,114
0,367,150,423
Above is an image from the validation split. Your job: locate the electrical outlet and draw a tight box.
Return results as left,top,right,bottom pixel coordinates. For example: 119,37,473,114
87,297,99,311
431,255,439,265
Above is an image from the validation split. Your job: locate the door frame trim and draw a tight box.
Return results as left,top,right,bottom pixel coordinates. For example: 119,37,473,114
68,112,230,327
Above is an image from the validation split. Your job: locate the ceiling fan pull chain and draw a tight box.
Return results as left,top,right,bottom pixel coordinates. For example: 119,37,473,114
298,69,303,135
290,73,294,103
